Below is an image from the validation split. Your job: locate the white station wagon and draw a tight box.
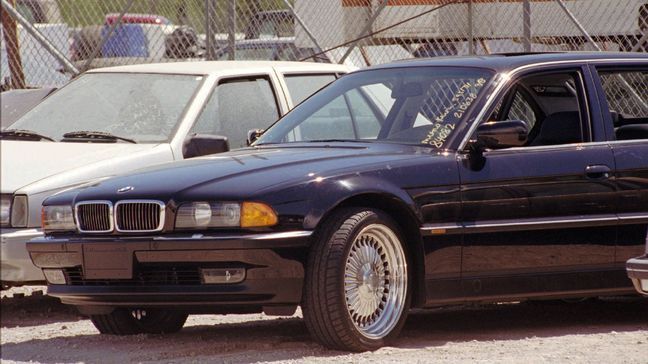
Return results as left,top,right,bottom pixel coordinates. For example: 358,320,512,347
0,61,351,287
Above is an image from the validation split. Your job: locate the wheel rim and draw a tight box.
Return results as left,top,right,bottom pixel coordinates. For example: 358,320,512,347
344,223,407,339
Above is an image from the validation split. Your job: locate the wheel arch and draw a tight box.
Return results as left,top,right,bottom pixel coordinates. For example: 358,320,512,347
316,192,427,308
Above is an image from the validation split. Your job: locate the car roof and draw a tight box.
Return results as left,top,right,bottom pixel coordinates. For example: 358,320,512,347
87,60,350,76
368,52,648,73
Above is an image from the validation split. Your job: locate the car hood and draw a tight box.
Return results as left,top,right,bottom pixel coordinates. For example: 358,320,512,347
67,143,442,203
1,140,173,195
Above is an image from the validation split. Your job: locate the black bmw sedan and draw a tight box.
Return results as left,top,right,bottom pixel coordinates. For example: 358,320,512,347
28,52,648,351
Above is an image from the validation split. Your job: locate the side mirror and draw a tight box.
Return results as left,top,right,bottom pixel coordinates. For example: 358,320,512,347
246,129,264,146
474,120,529,150
183,133,229,158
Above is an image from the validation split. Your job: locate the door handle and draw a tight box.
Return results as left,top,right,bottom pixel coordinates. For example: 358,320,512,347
585,164,611,179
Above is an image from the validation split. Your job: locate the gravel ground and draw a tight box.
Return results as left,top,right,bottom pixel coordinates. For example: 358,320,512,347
1,286,647,363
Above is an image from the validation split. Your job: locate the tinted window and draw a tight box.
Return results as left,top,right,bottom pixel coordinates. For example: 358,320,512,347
488,71,586,147
191,77,280,149
597,69,648,141
284,74,337,105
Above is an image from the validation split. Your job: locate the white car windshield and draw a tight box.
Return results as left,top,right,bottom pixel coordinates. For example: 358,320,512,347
9,73,204,143
257,66,493,149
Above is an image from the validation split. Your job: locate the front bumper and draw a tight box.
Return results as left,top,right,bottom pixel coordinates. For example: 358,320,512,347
626,255,648,296
1,228,46,284
27,231,311,311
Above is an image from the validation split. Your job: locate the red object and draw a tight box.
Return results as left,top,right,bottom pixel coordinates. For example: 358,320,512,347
104,13,171,26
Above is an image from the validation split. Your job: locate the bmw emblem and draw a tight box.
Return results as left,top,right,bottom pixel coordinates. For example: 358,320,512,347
117,186,134,193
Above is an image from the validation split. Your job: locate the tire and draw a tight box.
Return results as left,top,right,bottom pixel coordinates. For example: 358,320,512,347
90,308,188,335
302,208,411,351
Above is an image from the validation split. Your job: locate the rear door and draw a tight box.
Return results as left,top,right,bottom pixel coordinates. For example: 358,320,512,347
591,64,648,266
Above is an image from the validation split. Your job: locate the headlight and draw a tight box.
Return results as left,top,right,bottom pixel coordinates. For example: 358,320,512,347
175,201,277,229
0,195,11,227
41,205,76,232
10,195,28,227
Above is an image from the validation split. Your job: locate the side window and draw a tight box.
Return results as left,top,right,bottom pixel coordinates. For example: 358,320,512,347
191,76,280,149
284,74,337,105
490,71,586,147
597,69,648,141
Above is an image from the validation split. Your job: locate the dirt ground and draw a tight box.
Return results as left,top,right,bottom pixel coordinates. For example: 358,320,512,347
1,286,647,364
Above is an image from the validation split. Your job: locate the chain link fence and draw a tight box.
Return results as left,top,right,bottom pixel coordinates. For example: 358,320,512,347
1,0,647,90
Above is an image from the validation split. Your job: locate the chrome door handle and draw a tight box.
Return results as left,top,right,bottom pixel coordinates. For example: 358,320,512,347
585,164,611,179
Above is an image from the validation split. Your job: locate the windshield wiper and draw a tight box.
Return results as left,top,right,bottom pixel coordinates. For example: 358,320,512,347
0,129,55,141
62,131,136,144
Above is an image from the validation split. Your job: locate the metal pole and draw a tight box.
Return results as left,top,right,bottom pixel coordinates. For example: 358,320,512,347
205,0,215,60
339,0,388,64
82,0,135,73
554,0,600,51
281,0,327,60
1,0,79,76
468,0,474,55
1,0,24,89
523,0,531,52
228,0,236,61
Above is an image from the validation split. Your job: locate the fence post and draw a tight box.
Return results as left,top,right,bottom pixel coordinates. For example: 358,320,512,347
228,0,236,61
468,0,474,55
205,0,216,60
1,0,24,89
523,0,531,52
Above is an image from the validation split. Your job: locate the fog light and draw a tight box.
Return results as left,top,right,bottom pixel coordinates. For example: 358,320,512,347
43,269,66,285
641,279,648,292
200,268,245,284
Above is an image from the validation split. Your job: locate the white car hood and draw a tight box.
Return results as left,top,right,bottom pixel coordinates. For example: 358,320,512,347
1,140,174,194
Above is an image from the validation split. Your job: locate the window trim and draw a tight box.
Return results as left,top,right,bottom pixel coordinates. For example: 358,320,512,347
590,64,648,142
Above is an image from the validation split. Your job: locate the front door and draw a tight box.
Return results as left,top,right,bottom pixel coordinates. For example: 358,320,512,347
458,66,618,300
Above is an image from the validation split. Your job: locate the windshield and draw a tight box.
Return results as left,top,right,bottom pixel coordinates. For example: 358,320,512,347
257,66,493,149
9,73,204,142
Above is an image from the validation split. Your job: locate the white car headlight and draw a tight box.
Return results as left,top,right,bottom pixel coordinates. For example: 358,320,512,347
41,205,76,232
10,195,28,227
0,195,11,227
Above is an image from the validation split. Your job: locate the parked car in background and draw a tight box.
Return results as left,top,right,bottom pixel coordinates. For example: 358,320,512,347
0,87,55,129
26,52,647,351
215,38,329,63
1,61,350,288
627,230,648,296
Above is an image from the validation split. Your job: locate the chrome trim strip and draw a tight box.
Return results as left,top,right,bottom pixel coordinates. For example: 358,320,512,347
457,57,648,151
74,200,113,233
627,268,648,273
153,230,313,241
31,230,314,243
420,214,623,235
618,213,648,224
114,200,166,233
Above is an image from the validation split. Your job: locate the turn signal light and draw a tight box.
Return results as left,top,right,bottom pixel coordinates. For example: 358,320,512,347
240,202,278,227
